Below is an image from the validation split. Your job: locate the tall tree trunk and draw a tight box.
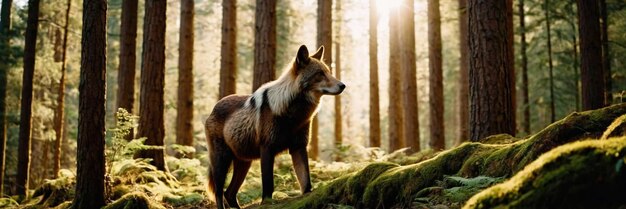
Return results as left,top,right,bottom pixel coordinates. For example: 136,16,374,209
72,0,106,207
600,0,611,104
53,0,71,178
388,6,404,151
334,0,342,160
427,0,443,151
456,0,469,145
313,0,331,160
519,0,530,135
401,0,420,153
507,0,516,135
0,0,13,196
368,0,380,148
16,0,40,197
576,0,605,110
252,0,277,91
219,0,237,99
136,0,168,171
468,0,515,141
116,0,138,140
545,0,555,123
176,0,194,154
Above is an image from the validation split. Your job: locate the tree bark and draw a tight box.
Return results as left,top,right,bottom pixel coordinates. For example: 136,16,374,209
136,0,168,171
600,0,611,105
176,0,194,152
400,0,420,153
545,0,555,123
519,0,530,135
312,0,332,160
468,0,516,141
576,0,605,110
368,0,380,148
427,0,443,151
334,0,342,160
53,0,71,178
388,6,404,151
0,0,12,196
116,0,138,140
456,0,469,145
219,0,237,99
72,0,106,207
253,0,277,91
16,0,40,197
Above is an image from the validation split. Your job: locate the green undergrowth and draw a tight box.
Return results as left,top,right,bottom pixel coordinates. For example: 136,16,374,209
464,137,626,209
258,103,626,209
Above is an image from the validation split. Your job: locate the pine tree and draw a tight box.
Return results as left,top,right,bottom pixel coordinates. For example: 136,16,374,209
220,0,237,98
72,0,107,207
17,0,40,196
176,0,194,153
368,0,381,148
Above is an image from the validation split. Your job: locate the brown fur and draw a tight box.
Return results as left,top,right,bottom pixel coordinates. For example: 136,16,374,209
206,45,345,209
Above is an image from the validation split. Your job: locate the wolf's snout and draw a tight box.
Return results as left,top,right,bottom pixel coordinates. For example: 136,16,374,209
338,82,346,90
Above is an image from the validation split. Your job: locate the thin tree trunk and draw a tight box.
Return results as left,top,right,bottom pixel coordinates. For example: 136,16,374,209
0,0,13,196
252,0,277,91
468,0,516,141
507,0,516,135
576,0,605,110
428,0,443,151
600,0,611,104
368,0,380,148
176,0,194,154
72,0,106,207
53,0,71,178
17,0,40,197
545,0,555,123
219,0,237,99
573,27,580,112
519,0,530,135
388,6,404,151
313,0,332,160
456,0,469,145
135,0,168,171
334,0,342,160
116,0,138,140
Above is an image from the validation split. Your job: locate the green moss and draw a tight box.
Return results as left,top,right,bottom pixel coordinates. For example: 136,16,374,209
29,169,75,208
103,192,167,209
261,104,626,208
464,137,626,209
162,192,204,206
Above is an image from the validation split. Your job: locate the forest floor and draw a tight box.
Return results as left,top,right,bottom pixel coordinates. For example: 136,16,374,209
2,103,626,209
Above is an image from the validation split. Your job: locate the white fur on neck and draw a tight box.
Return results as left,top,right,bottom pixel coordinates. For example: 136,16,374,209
246,65,301,116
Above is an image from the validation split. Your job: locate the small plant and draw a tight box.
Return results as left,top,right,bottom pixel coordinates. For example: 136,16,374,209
106,108,164,201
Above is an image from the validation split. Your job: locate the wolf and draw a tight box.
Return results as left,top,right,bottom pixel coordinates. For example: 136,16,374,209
205,45,345,209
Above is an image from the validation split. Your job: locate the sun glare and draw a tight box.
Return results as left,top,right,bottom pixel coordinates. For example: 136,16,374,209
377,0,402,15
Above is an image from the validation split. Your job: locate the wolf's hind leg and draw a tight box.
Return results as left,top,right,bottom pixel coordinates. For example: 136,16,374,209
224,159,252,208
210,146,233,209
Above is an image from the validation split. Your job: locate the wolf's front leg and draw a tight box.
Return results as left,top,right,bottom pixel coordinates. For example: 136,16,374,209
260,148,275,202
289,147,312,193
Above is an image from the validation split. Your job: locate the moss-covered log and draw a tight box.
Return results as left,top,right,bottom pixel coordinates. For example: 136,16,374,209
260,104,626,208
464,137,626,209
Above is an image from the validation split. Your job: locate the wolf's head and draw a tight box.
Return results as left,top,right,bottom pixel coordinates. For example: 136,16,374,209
294,45,346,96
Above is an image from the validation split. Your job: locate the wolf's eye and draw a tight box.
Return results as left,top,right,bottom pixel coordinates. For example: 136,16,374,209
316,71,324,77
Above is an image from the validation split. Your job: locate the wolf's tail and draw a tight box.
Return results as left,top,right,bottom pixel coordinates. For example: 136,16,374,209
207,161,216,203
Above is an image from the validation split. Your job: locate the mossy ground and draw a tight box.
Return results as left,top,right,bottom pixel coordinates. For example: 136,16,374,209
7,104,626,209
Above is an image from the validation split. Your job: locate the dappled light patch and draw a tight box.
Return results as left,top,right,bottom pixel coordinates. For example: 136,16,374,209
103,192,166,209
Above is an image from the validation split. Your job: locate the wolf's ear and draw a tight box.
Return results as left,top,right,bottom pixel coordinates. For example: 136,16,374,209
296,45,310,68
311,45,324,61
